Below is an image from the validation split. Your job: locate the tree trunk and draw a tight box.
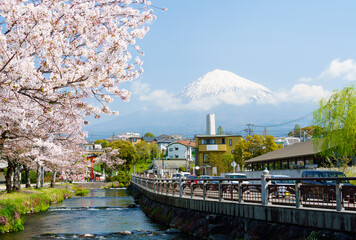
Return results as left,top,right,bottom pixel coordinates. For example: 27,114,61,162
50,171,56,187
5,160,14,193
36,165,41,189
23,164,31,188
41,167,44,188
12,162,22,192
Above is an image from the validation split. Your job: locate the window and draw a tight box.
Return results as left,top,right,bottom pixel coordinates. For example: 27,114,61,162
133,138,137,142
282,160,288,169
203,153,209,163
229,139,232,146
175,147,179,151
201,139,215,144
222,138,225,144
175,155,179,158
231,150,234,154
169,148,173,151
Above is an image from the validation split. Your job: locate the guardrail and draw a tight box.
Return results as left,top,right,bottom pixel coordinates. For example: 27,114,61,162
131,170,356,212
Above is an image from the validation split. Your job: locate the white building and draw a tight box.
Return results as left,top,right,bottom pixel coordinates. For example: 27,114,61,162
166,140,196,161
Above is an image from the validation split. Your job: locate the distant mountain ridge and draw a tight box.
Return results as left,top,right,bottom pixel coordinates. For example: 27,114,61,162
178,69,273,104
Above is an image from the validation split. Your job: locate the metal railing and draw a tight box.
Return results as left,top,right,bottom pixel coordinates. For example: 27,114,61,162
131,171,356,212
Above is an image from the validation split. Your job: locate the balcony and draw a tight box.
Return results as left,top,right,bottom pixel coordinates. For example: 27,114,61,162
199,144,227,152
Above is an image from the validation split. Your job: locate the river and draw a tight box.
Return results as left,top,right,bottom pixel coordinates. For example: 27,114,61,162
2,188,189,240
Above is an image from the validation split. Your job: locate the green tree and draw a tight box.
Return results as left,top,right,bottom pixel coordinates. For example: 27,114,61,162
108,140,137,171
135,141,150,162
149,143,159,160
288,124,301,137
313,85,356,167
234,135,282,170
144,132,155,137
222,153,234,172
207,152,224,176
217,125,224,135
94,139,108,148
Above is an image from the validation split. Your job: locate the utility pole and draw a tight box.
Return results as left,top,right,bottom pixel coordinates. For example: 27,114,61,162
244,124,254,136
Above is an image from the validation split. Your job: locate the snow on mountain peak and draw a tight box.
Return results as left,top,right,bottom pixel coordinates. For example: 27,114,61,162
178,69,273,105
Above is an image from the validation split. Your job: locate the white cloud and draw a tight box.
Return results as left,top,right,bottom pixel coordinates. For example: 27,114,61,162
131,81,151,95
298,77,313,83
274,84,330,103
319,58,356,81
132,80,331,112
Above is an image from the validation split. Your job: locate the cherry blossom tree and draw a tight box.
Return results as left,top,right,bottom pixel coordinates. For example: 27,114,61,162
0,0,160,192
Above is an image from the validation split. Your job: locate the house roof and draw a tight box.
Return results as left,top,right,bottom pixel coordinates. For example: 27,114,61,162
244,140,320,163
167,140,196,147
195,134,243,138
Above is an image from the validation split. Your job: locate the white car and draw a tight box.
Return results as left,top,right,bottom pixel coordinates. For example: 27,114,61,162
223,173,249,185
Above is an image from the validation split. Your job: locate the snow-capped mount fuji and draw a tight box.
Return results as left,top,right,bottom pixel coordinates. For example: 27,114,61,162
178,69,273,105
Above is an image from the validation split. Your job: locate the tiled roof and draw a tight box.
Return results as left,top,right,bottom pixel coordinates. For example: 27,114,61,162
244,140,320,163
168,140,196,147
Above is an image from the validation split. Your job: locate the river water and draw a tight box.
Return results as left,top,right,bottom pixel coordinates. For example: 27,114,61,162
2,188,189,240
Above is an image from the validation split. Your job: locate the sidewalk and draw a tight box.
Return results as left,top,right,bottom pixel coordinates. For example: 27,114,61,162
0,183,50,191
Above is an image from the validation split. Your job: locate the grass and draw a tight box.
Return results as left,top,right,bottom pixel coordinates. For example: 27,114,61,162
0,188,71,233
72,186,90,196
129,161,152,174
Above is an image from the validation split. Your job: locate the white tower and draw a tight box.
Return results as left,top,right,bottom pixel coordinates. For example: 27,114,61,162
206,113,216,135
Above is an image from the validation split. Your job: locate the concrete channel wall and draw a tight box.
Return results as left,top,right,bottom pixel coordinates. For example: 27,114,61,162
132,181,356,237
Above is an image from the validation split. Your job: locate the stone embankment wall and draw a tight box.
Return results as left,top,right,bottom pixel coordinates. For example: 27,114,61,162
129,185,356,240
73,182,111,189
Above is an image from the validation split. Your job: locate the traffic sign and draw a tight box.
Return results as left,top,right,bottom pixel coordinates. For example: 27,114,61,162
231,161,237,167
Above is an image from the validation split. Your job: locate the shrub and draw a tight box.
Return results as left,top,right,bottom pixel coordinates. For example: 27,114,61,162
72,186,89,196
0,188,71,233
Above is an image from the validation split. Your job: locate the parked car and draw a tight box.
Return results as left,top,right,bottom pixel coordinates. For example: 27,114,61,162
187,175,199,184
181,172,191,179
172,173,181,179
211,176,224,184
301,170,351,185
198,175,212,184
223,173,249,185
301,170,354,202
270,175,295,198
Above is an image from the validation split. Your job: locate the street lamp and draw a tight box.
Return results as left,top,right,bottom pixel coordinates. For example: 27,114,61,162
195,166,200,175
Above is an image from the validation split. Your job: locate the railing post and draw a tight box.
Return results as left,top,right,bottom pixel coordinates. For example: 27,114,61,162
161,179,164,194
203,181,207,200
179,177,183,197
172,180,175,196
219,181,222,201
238,180,243,203
166,180,169,195
261,169,270,206
336,180,344,211
191,183,194,198
146,179,148,189
154,178,157,193
230,181,233,201
295,180,301,208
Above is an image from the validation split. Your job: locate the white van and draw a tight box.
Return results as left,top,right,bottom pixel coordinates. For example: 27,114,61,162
223,173,249,184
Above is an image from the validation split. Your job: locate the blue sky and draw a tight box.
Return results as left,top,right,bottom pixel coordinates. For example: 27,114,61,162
85,1,356,139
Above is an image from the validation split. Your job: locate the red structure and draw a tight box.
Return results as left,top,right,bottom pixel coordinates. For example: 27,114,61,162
86,155,96,181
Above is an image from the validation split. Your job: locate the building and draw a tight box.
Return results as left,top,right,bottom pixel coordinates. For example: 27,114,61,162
127,136,143,147
195,113,243,175
195,134,243,175
244,140,321,172
166,140,196,161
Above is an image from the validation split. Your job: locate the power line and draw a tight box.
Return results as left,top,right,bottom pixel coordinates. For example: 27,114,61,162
253,112,313,128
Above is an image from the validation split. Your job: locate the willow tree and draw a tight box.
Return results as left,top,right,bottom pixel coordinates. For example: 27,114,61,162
313,85,356,167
